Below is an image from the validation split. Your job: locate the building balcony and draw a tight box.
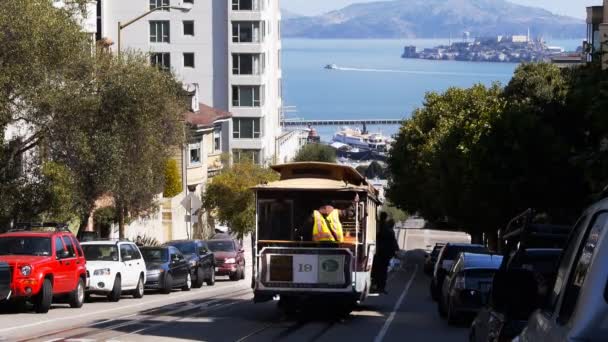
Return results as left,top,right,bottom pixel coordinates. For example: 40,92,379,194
231,138,264,150
230,42,265,54
230,74,264,85
228,106,265,117
230,11,263,21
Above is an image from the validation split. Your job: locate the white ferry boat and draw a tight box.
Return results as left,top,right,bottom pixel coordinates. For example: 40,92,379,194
332,126,390,154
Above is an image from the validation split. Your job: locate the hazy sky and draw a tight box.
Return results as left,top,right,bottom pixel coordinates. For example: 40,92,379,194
283,0,601,19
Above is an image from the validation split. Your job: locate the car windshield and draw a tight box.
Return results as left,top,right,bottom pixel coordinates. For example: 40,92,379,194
444,246,488,260
82,245,119,261
167,242,196,255
207,240,235,252
0,237,52,256
141,248,168,263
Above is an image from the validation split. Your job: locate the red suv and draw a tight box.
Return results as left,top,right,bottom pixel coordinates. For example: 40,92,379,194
0,224,87,313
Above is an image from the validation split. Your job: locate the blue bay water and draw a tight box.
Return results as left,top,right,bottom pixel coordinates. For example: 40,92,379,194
282,38,582,140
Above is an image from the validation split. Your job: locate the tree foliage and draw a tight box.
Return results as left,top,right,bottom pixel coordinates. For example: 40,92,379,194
164,159,183,198
294,143,336,163
48,52,186,237
388,64,597,242
203,162,278,239
356,161,387,179
0,2,187,235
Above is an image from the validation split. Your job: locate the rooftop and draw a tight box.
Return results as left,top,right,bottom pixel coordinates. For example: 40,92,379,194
185,103,232,129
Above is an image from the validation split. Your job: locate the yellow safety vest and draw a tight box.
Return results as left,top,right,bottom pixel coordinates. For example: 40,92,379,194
313,210,344,243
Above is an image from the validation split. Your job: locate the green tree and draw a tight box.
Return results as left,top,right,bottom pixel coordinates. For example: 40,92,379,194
49,52,186,238
389,63,593,245
0,0,92,176
203,162,278,239
163,159,183,198
294,144,336,163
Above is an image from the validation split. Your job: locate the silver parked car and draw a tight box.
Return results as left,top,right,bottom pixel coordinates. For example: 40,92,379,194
501,197,608,341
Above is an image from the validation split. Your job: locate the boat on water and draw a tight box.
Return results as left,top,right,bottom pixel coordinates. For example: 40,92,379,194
324,64,338,70
332,126,391,155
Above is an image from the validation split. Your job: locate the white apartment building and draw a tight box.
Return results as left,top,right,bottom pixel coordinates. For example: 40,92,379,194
228,0,283,164
95,0,283,164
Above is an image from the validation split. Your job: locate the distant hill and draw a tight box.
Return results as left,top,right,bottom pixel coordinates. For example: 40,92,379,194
281,9,302,20
282,0,585,39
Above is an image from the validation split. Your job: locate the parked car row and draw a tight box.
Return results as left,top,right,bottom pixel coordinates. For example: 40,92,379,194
425,197,608,342
0,224,246,313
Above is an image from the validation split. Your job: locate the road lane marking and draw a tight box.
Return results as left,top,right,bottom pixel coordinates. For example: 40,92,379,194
0,282,247,334
373,264,418,342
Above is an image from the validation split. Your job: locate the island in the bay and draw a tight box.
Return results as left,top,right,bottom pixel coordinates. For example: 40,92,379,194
402,32,578,63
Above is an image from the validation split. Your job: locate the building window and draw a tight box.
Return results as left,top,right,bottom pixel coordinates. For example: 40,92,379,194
233,118,261,139
189,143,201,166
278,78,282,99
232,54,264,75
214,126,222,152
183,21,194,36
232,86,262,107
151,53,171,70
150,21,170,43
232,0,258,11
183,53,195,68
232,21,263,43
150,0,169,11
234,149,261,164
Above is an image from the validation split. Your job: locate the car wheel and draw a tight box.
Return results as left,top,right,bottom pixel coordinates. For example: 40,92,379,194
132,275,144,299
229,271,239,281
69,278,85,308
192,267,204,288
430,282,438,301
240,266,245,280
161,274,173,294
181,273,192,292
34,278,53,313
84,293,91,303
107,275,121,302
206,267,215,286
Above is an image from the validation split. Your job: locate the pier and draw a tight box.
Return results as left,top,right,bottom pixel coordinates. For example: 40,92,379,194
282,118,403,127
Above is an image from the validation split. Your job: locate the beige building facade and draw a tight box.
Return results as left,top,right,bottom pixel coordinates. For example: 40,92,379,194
586,1,608,69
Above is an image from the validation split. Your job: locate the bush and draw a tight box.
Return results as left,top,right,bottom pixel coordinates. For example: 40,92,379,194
163,159,182,198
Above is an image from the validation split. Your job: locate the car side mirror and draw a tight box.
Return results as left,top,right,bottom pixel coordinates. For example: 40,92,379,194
123,254,132,261
491,269,540,319
199,248,208,255
58,250,70,259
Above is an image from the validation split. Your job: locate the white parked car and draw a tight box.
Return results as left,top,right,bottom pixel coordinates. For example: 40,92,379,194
81,241,147,302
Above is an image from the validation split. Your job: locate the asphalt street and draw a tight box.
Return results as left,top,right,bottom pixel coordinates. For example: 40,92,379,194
0,252,468,342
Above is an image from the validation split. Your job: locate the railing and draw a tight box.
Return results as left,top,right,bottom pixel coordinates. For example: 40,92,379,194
282,119,404,127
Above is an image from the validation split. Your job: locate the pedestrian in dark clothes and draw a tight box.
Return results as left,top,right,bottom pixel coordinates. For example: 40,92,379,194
371,213,400,294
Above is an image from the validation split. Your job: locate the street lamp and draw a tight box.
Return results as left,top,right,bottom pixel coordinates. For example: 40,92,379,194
117,4,192,56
